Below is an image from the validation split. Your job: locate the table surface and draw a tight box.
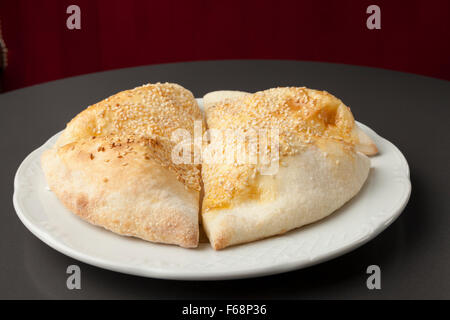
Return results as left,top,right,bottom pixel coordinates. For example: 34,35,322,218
0,60,449,299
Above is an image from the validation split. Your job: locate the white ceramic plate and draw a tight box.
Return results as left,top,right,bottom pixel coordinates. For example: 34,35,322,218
13,98,411,280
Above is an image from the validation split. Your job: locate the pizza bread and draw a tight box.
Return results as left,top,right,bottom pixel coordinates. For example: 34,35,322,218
41,83,202,248
201,87,376,250
203,90,378,156
42,83,377,251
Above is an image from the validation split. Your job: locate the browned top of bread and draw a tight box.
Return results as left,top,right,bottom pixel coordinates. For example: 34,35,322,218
206,87,359,156
57,82,202,191
202,87,369,211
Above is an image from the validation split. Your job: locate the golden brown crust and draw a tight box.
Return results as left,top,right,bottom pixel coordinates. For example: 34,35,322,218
206,87,359,153
42,83,202,248
203,87,367,212
58,82,202,145
201,88,373,249
56,82,203,191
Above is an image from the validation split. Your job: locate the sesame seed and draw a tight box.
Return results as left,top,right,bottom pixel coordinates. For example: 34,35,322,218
64,83,203,191
203,87,359,210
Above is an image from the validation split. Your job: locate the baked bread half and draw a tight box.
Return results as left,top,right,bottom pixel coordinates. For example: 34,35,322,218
42,83,202,248
202,87,376,250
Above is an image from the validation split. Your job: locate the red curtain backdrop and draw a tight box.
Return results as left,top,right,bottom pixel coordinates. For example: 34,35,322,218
0,0,449,92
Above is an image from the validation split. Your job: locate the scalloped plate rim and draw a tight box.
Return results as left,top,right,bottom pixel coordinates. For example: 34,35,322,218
13,99,411,280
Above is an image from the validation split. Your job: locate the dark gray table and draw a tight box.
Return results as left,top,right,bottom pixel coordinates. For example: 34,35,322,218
0,60,449,299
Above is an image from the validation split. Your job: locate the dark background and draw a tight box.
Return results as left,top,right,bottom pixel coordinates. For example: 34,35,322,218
0,0,449,92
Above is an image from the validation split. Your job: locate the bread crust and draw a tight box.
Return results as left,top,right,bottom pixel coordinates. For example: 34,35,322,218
42,83,202,248
202,88,374,250
202,144,370,250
